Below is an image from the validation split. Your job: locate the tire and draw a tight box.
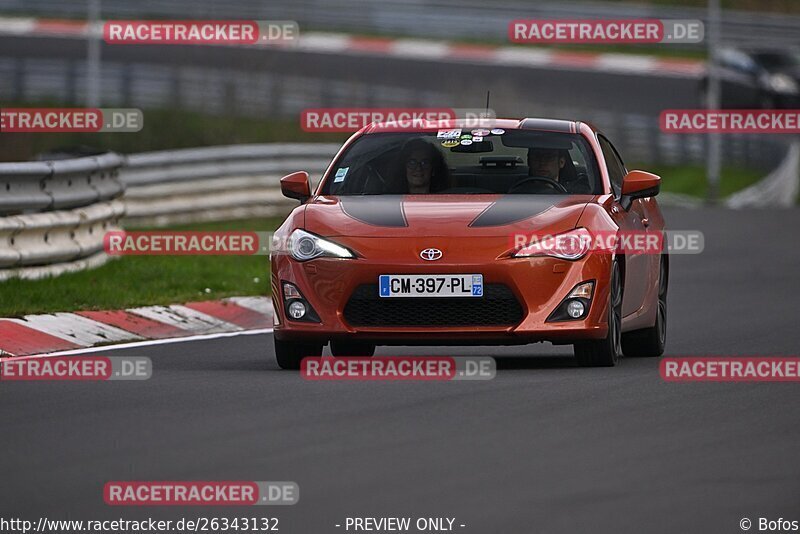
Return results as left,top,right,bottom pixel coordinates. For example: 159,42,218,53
329,341,376,357
274,339,323,370
622,256,668,358
574,260,623,367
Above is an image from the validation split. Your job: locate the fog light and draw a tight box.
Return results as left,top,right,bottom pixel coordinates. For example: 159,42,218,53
288,301,307,319
566,300,585,318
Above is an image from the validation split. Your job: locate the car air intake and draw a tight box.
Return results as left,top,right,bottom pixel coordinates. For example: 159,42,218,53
343,284,524,327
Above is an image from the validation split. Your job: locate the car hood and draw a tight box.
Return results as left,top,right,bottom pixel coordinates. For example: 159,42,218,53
304,195,594,238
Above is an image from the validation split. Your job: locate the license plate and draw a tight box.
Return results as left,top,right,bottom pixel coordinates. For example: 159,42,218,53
379,274,483,298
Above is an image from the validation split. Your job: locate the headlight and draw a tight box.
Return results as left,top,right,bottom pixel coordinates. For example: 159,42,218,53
288,229,355,261
513,228,592,261
767,73,799,94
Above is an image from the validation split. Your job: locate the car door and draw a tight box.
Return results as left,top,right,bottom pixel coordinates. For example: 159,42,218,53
597,135,652,318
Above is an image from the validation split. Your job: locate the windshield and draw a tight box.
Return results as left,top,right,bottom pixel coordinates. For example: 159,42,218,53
321,130,602,196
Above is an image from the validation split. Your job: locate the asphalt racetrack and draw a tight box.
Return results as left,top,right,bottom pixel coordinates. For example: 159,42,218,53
0,35,698,116
2,207,799,533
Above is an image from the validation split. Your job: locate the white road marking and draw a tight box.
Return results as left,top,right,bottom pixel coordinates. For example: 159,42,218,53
19,313,143,346
10,328,275,359
128,304,242,333
596,54,659,73
0,17,36,35
391,39,449,59
225,296,274,316
295,33,350,52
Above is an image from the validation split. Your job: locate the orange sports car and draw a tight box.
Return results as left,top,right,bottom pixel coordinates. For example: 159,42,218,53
270,118,668,369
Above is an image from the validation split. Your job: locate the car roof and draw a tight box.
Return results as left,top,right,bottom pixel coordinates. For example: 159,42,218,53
362,117,590,135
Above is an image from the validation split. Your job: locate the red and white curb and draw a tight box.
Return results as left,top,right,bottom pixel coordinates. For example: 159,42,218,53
0,17,704,78
0,297,273,357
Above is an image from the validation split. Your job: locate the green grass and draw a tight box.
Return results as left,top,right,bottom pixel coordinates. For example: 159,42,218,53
633,163,763,198
0,218,283,317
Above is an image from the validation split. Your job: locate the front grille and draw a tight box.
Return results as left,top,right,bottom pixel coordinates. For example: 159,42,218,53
343,284,524,327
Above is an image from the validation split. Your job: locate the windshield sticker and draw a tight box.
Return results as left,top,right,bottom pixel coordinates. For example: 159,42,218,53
472,136,483,142
334,167,349,182
460,139,473,146
441,139,459,148
437,129,461,139
490,128,505,135
471,129,490,136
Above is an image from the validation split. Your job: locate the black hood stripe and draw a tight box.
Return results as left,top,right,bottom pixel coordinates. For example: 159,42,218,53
469,195,561,227
340,196,408,227
339,195,572,228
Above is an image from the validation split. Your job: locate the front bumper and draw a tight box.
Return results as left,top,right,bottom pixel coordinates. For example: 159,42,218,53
272,243,612,345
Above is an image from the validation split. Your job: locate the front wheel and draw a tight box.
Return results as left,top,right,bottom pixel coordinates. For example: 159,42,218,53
623,255,668,358
274,339,323,370
574,260,622,367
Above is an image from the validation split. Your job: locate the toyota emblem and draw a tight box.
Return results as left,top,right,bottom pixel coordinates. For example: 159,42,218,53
420,248,443,261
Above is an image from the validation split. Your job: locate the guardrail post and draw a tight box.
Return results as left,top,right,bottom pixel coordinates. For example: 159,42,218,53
705,0,722,204
13,57,25,101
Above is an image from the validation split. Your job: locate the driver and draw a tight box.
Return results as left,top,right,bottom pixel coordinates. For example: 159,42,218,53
527,148,591,194
528,147,566,182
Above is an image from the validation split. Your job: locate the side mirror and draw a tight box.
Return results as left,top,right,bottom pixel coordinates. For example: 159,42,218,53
280,171,311,202
621,170,660,200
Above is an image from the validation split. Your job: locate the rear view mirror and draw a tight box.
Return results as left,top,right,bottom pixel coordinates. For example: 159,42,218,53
280,171,311,202
622,170,661,199
448,141,494,153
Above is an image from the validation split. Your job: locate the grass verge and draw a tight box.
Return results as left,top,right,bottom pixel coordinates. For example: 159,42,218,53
0,218,282,317
634,163,763,198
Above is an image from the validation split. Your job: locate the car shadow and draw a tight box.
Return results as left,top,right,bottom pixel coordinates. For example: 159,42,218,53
492,355,578,370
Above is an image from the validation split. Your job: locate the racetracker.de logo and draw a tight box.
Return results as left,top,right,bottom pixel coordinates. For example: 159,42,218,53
301,356,496,381
0,357,151,381
103,20,298,45
511,230,704,257
104,481,299,506
0,108,143,132
104,231,263,256
509,19,703,44
660,357,800,382
300,108,496,132
661,110,800,133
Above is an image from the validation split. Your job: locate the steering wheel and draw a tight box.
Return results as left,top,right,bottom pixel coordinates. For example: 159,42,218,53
508,176,568,194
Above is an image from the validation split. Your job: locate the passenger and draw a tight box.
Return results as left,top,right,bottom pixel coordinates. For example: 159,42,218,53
394,138,451,194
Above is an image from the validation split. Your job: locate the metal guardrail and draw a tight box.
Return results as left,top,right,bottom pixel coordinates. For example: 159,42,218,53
121,143,339,226
0,144,339,279
1,0,798,49
0,152,126,280
0,152,125,216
